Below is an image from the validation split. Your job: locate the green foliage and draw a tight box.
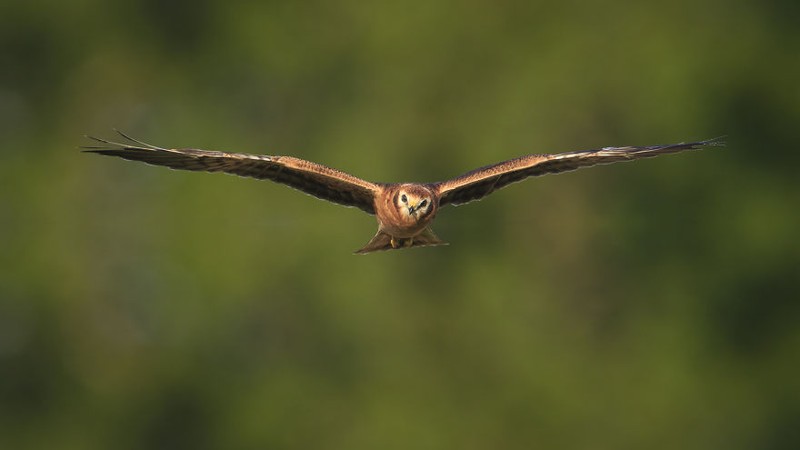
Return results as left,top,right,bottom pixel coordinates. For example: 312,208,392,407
1,0,798,448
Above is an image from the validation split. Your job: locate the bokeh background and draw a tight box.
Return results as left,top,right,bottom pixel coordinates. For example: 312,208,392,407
1,0,798,448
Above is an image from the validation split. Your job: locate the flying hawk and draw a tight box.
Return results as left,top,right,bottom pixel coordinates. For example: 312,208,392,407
84,132,724,253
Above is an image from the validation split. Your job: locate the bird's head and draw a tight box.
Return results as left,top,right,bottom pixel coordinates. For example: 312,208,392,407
394,185,435,221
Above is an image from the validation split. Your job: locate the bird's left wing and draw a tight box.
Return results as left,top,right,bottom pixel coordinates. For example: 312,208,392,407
84,132,380,214
433,137,725,207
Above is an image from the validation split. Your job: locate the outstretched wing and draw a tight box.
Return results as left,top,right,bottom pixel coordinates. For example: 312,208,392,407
84,131,380,214
433,137,725,207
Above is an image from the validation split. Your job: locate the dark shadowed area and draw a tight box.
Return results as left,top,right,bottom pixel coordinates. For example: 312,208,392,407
1,0,798,449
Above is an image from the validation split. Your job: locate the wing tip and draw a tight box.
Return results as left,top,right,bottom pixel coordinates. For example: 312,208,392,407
80,130,165,153
699,135,727,148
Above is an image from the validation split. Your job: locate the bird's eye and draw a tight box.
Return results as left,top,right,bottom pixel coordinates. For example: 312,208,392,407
419,199,428,208
401,194,408,203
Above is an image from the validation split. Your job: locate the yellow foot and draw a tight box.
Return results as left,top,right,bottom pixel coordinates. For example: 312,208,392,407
389,237,414,249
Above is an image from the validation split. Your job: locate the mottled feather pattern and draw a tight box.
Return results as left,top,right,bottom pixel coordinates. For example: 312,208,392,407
435,137,724,206
83,133,379,214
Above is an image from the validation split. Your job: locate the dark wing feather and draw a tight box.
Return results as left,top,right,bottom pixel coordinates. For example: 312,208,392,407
433,137,725,207
84,132,379,214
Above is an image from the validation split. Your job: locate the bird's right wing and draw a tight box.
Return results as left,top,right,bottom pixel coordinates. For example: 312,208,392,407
84,132,380,214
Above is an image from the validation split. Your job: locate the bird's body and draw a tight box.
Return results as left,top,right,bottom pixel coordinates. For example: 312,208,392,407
84,132,724,253
375,184,437,237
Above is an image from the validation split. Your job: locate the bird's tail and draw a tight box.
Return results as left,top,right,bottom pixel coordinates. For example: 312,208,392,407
355,228,448,254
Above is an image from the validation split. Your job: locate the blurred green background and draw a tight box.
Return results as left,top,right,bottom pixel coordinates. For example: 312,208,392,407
1,0,798,448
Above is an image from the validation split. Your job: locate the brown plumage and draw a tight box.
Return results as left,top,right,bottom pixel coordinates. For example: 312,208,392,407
84,132,724,253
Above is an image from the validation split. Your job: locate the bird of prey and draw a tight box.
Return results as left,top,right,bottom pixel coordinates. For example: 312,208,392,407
84,132,724,254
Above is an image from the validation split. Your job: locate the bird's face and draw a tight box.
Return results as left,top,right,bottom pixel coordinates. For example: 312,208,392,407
395,186,434,221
